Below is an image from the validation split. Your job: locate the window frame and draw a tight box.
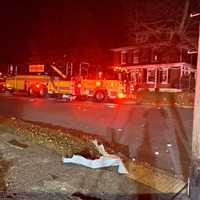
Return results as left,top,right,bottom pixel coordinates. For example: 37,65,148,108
133,49,139,64
159,68,169,84
121,51,127,65
147,68,156,84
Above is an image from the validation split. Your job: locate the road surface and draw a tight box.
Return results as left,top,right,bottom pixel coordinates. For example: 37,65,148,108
0,94,193,178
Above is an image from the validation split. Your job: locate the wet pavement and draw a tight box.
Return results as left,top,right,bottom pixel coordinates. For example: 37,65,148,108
0,94,193,179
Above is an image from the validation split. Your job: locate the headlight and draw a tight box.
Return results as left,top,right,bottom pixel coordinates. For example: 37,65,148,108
117,93,126,98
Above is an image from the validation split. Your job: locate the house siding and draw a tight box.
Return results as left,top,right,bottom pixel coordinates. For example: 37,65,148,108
112,46,192,66
113,52,121,66
111,44,196,91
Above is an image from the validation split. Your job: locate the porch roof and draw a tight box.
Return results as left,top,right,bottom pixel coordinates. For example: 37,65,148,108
124,62,196,71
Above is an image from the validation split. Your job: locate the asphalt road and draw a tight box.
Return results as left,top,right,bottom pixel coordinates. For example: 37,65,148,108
0,93,193,178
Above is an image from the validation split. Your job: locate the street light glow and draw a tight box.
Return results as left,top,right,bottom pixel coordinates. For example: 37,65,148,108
187,50,198,54
190,12,200,18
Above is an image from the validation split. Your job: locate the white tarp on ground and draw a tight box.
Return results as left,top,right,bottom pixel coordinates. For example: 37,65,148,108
62,140,128,174
62,155,128,174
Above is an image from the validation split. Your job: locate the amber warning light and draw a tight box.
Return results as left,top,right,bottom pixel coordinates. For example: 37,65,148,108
118,93,125,99
96,81,101,86
115,66,122,70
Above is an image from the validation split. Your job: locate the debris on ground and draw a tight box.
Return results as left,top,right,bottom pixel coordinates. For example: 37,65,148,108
63,155,128,174
7,139,29,150
63,140,128,174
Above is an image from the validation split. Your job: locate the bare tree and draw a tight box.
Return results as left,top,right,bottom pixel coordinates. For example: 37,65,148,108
122,0,198,50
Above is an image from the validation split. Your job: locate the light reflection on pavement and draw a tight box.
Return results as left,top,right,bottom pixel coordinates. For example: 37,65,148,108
0,94,193,178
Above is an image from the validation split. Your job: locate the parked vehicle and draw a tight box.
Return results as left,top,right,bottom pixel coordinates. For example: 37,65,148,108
76,62,127,102
5,64,75,100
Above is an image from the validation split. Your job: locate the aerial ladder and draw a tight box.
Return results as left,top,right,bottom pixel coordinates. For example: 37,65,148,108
50,65,67,79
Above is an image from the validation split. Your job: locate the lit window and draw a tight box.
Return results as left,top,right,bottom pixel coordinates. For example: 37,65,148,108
160,68,168,84
151,49,159,63
147,69,155,83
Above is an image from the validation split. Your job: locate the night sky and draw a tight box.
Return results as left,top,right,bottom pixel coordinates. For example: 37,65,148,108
0,0,199,72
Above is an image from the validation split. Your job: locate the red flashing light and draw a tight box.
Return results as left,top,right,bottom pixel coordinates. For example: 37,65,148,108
115,66,122,71
77,83,82,88
35,84,40,89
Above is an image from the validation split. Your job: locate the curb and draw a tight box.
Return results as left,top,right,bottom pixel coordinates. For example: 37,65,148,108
126,161,187,194
123,101,194,109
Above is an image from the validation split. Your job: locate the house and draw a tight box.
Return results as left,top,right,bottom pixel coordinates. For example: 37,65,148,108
110,43,196,92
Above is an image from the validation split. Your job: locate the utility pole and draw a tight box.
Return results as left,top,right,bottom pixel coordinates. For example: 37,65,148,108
189,12,200,200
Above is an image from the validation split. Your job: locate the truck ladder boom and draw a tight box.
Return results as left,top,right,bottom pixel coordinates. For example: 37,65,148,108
50,65,67,79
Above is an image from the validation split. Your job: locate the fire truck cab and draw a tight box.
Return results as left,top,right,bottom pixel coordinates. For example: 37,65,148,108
76,62,127,102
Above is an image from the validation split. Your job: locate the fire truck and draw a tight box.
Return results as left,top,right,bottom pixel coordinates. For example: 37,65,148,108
5,64,75,100
76,62,127,102
5,63,129,102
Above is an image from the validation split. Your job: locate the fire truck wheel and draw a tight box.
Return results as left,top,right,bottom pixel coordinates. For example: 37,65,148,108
94,91,106,103
39,87,48,97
